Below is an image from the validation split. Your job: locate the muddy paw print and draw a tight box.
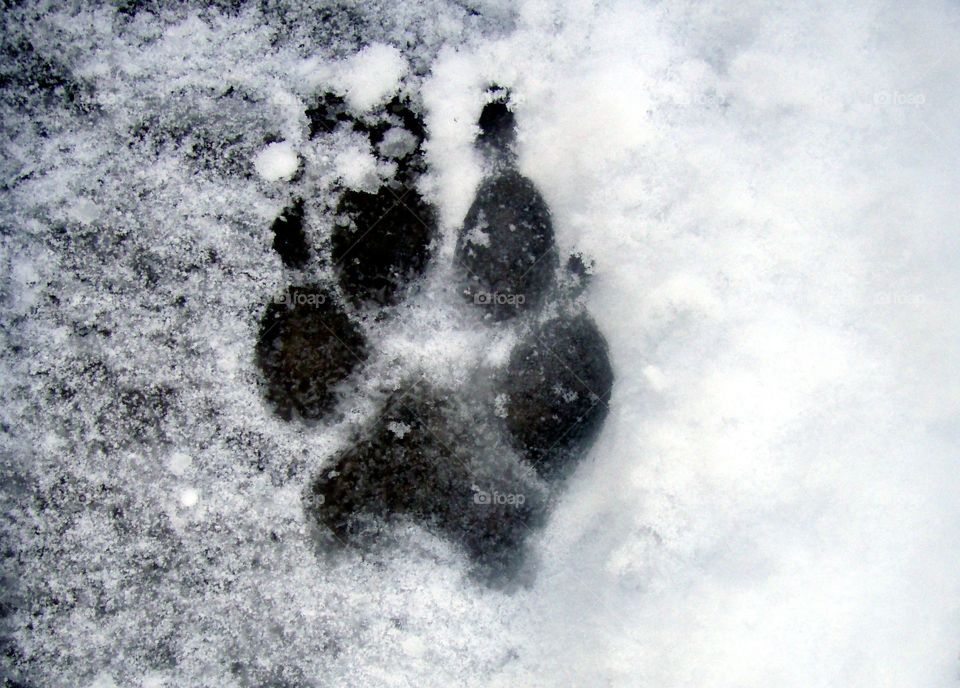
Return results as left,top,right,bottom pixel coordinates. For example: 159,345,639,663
255,85,613,585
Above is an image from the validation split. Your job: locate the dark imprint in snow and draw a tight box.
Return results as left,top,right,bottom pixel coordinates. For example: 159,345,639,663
255,85,613,586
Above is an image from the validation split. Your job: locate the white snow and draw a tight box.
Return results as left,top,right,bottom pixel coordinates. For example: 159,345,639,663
252,141,300,181
2,1,959,687
387,421,412,439
336,43,409,111
378,126,419,159
334,142,381,191
179,488,199,508
86,674,118,688
167,452,192,476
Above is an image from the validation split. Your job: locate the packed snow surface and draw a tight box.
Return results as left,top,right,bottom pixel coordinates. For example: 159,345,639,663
1,1,959,687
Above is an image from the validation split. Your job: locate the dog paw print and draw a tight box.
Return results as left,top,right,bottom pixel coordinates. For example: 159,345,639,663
255,84,614,585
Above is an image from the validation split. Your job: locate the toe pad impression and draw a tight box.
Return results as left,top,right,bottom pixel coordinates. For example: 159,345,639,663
455,169,558,320
504,311,614,479
269,198,310,269
332,184,436,308
255,285,367,421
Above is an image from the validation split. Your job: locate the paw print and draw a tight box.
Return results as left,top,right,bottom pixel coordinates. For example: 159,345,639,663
255,85,614,585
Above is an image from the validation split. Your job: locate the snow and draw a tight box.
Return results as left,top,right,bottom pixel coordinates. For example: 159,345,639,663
378,126,419,159
1,1,958,687
253,141,300,181
336,43,409,111
334,140,382,191
166,452,192,476
387,421,412,439
179,488,199,508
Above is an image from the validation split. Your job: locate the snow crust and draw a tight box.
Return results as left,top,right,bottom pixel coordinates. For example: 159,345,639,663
1,1,958,687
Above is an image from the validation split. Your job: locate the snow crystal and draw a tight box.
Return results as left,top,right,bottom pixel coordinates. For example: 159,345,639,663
253,141,300,181
336,43,409,111
179,488,199,508
387,421,412,439
493,393,509,418
86,674,118,688
378,127,420,159
462,218,491,247
334,142,381,191
166,452,192,476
